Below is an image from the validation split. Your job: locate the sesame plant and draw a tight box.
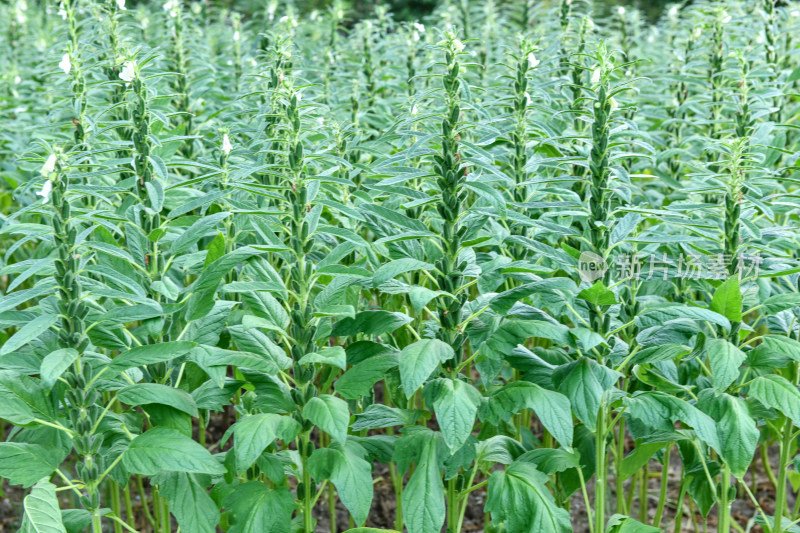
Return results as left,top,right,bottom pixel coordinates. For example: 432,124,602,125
2,0,800,532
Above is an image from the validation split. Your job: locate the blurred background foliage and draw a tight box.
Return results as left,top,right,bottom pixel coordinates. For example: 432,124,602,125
125,0,679,22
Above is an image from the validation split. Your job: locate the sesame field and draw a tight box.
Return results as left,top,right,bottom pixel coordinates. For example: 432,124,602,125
2,0,800,532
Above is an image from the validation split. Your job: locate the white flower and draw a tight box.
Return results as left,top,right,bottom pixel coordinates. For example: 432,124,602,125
591,68,601,84
119,60,136,82
453,39,464,52
36,180,53,203
233,30,240,41
163,0,179,17
524,92,532,105
411,31,420,42
295,91,303,102
721,11,731,23
14,75,21,84
116,0,125,10
317,117,325,127
566,0,572,5
267,2,277,20
668,5,678,18
59,53,71,75
222,134,232,155
527,52,539,68
692,27,702,40
58,3,67,19
791,10,800,18
335,9,343,20
310,10,318,21
411,104,418,116
41,154,57,176
617,6,625,16
413,22,425,33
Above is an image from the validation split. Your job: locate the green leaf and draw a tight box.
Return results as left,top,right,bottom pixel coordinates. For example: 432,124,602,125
334,353,398,400
171,212,231,254
578,281,617,306
0,371,55,424
401,438,445,533
303,394,350,443
704,392,758,479
332,310,412,337
231,413,300,472
39,349,78,388
705,339,745,391
19,478,67,533
710,278,742,322
0,443,68,487
309,442,373,525
748,375,800,426
109,342,196,371
153,473,218,533
192,246,262,293
605,514,660,532
486,462,571,533
399,339,454,397
225,483,295,533
0,314,57,356
298,346,347,370
117,383,199,417
425,378,480,453
483,381,573,449
123,427,224,475
554,359,619,429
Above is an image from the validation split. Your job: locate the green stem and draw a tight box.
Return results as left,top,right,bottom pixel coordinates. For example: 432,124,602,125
123,484,135,528
111,481,122,533
775,417,794,533
615,418,627,514
302,433,314,533
594,404,606,533
90,510,102,533
447,477,459,532
653,443,671,528
390,463,403,532
718,463,732,533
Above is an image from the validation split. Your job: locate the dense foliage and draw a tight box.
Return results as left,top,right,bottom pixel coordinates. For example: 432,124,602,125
1,0,800,532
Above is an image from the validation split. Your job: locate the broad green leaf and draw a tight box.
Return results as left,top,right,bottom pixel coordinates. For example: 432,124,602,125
486,462,571,533
0,443,68,487
332,310,412,337
0,371,55,424
109,342,196,371
117,383,199,417
39,348,78,388
401,438,445,533
225,483,294,533
710,278,742,322
123,427,224,475
303,394,350,443
308,442,373,525
605,514,660,532
483,381,573,449
425,378,480,453
705,339,745,391
0,314,57,356
19,479,67,533
171,212,231,254
231,413,300,471
399,339,454,397
334,353,398,399
153,472,218,533
298,346,347,370
748,375,800,426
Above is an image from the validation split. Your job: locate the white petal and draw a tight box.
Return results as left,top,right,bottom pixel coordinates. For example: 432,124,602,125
41,154,57,176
